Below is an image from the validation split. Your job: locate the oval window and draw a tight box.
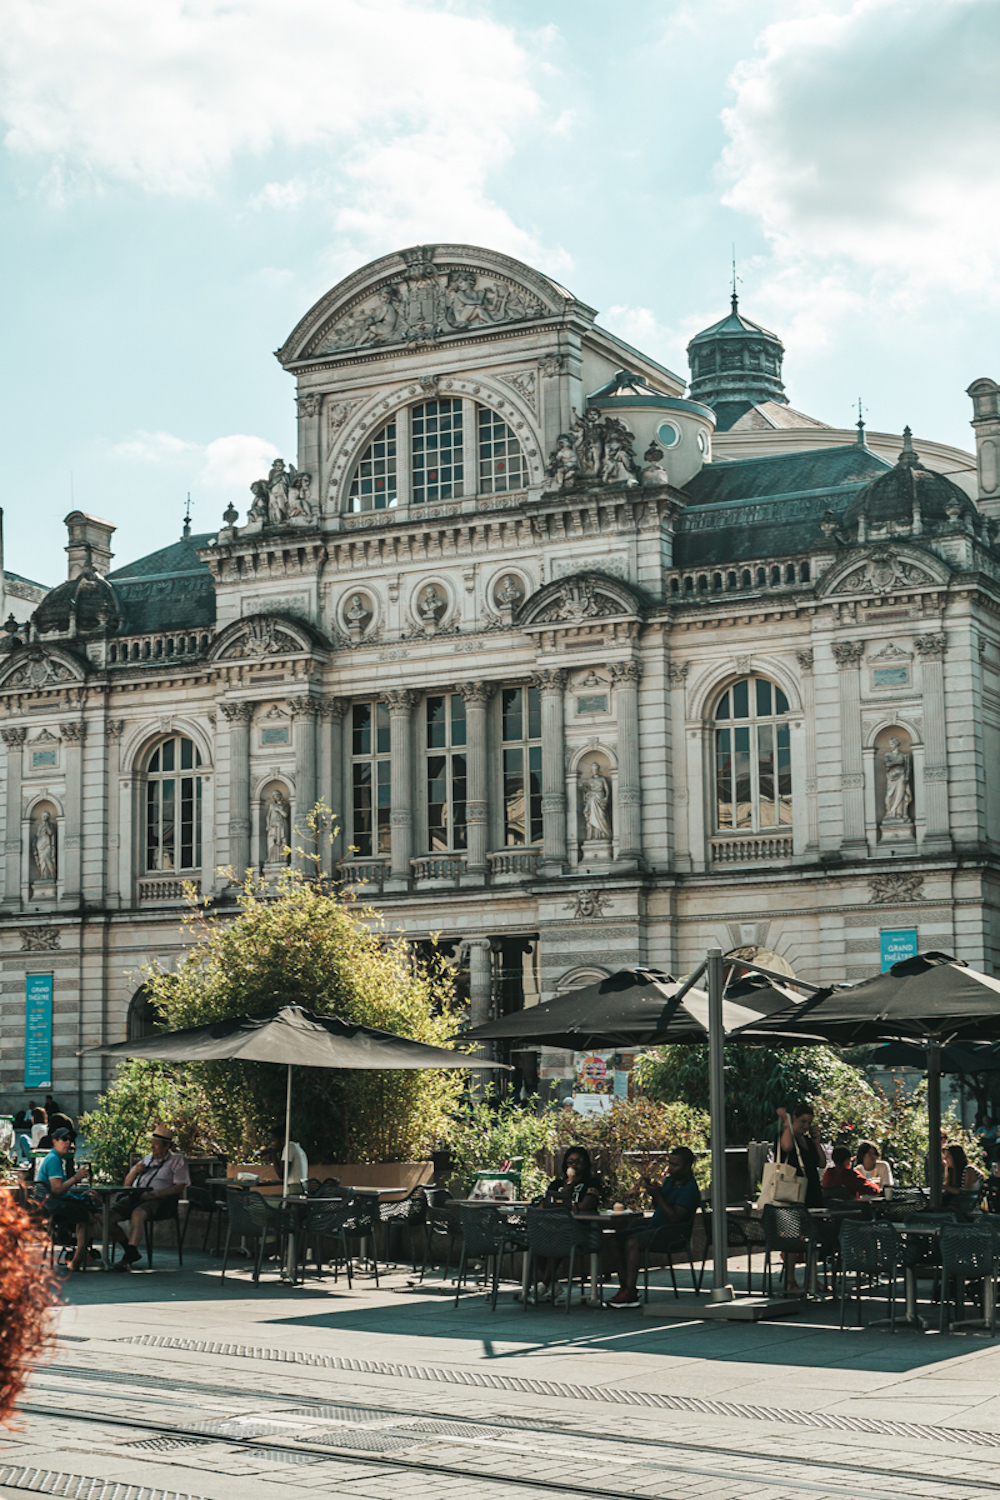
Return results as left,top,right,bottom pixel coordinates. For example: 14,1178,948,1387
656,421,680,448
697,430,709,455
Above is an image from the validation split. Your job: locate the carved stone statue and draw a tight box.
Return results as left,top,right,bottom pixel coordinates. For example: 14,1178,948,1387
419,585,445,633
246,459,313,527
495,575,523,612
265,790,290,864
345,593,370,643
581,762,612,842
883,736,912,821
32,810,56,881
247,481,270,523
545,408,638,491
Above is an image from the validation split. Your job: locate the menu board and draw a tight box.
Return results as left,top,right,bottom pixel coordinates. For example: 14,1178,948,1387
24,973,53,1090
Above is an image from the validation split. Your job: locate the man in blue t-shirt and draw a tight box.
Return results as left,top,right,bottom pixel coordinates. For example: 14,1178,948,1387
606,1146,702,1309
35,1127,101,1273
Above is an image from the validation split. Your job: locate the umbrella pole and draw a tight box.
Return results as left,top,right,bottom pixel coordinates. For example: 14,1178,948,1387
927,1043,942,1210
283,1062,292,1199
707,949,733,1303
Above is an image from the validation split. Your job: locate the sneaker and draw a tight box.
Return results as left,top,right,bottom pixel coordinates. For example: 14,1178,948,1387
553,1282,569,1306
526,1281,548,1305
605,1288,641,1309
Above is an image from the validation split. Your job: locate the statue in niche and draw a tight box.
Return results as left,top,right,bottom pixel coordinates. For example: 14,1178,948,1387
265,790,290,864
496,575,522,611
883,736,913,822
345,593,371,643
32,810,56,881
419,585,445,633
581,762,612,842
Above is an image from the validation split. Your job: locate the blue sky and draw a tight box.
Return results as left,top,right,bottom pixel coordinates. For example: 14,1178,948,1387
4,0,998,587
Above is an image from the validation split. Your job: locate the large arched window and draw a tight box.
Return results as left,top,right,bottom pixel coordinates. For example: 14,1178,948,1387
714,676,791,832
345,400,528,509
145,734,203,872
128,986,166,1039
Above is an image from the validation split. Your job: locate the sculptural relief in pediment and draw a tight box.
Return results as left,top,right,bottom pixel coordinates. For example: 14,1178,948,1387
309,247,549,356
521,573,642,629
0,649,83,692
211,615,315,662
823,546,948,597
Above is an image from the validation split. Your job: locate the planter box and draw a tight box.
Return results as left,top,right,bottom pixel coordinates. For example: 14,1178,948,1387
221,1159,433,1196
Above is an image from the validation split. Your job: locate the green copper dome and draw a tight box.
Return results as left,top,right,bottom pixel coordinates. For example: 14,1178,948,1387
687,295,787,430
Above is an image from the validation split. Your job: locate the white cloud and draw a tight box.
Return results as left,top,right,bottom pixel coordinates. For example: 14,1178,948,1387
111,428,278,493
722,0,1000,325
110,430,199,463
199,434,279,489
0,0,562,266
601,305,689,382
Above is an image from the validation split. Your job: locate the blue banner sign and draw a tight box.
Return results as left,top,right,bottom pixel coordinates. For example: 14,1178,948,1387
880,929,918,972
24,973,53,1090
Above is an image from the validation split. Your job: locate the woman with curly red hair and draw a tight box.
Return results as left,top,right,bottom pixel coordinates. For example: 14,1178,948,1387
0,1190,57,1425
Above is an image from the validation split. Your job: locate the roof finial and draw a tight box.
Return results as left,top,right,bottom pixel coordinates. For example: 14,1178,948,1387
856,397,867,447
183,492,192,540
730,243,740,313
898,425,920,468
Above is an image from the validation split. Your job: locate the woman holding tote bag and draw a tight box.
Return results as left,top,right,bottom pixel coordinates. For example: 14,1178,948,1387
776,1103,824,1292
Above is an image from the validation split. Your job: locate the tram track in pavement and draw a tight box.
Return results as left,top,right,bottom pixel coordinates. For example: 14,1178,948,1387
11,1360,1000,1500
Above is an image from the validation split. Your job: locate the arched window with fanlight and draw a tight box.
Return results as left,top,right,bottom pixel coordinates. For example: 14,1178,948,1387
144,735,203,872
714,676,792,832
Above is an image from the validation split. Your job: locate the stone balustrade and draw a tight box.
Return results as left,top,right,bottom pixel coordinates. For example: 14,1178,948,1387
710,834,793,865
667,556,812,600
337,858,389,888
137,876,201,902
411,854,467,883
109,631,214,665
487,848,541,879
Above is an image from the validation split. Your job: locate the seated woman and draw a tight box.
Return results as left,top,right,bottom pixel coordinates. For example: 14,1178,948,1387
532,1145,600,1303
822,1145,878,1197
855,1141,893,1192
605,1147,701,1309
942,1144,983,1201
35,1128,128,1272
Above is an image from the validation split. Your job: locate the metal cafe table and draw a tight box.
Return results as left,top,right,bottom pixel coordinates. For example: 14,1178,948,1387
87,1182,129,1269
455,1201,650,1306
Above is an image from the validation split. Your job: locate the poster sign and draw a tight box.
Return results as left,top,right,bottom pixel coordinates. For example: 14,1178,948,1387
880,929,918,972
24,973,53,1089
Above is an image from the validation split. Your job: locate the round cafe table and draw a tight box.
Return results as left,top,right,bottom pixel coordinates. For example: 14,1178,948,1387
85,1183,128,1269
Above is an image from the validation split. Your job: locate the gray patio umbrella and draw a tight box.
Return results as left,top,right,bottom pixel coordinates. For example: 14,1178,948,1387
85,1003,503,1195
729,952,1000,1205
460,966,808,1051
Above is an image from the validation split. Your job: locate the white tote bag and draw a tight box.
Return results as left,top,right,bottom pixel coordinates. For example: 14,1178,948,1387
754,1131,807,1210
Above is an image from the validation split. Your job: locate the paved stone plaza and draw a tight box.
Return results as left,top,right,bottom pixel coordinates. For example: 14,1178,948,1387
5,1249,1000,1500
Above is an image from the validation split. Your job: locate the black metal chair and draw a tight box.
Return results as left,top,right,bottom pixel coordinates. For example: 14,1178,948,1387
420,1197,463,1283
523,1208,598,1313
762,1203,818,1295
939,1225,997,1335
297,1192,360,1286
143,1195,187,1268
380,1185,427,1271
454,1205,528,1311
839,1220,900,1331
697,1208,765,1295
220,1188,292,1283
340,1193,380,1286
184,1184,221,1253
640,1220,699,1301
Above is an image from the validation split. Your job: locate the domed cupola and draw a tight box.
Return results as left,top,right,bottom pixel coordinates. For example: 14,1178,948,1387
33,568,121,637
686,293,787,431
843,427,979,542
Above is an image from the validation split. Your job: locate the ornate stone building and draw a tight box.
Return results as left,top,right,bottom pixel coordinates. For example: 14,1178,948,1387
3,242,1000,1112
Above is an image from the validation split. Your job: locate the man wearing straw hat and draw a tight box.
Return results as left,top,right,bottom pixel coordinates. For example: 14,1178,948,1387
110,1124,190,1271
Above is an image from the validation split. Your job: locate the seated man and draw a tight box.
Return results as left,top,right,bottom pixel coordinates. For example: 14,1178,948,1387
111,1124,190,1271
606,1146,701,1309
822,1145,878,1198
35,1127,113,1272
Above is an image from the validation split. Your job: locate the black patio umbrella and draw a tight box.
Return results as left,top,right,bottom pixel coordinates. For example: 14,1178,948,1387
866,1039,1000,1076
729,952,1000,1204
85,1003,503,1194
460,966,808,1052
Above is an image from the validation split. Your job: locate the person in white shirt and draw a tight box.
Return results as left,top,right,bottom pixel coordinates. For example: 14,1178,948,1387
29,1107,48,1148
856,1141,893,1191
265,1126,308,1190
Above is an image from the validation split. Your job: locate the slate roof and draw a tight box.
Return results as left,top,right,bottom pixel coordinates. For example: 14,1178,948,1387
5,569,49,591
687,305,783,347
108,531,216,634
672,445,892,569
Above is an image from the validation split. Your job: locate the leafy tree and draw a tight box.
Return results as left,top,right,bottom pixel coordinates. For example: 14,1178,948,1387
83,851,468,1167
80,1060,222,1183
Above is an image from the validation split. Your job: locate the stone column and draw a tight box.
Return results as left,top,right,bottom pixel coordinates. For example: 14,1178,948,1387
1,727,25,908
796,649,819,854
915,632,951,850
105,720,124,908
534,669,568,875
467,937,493,1030
322,698,348,871
60,720,86,900
288,695,321,865
609,659,643,865
220,702,253,877
461,682,493,883
384,689,417,887
295,392,322,499
832,641,866,854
